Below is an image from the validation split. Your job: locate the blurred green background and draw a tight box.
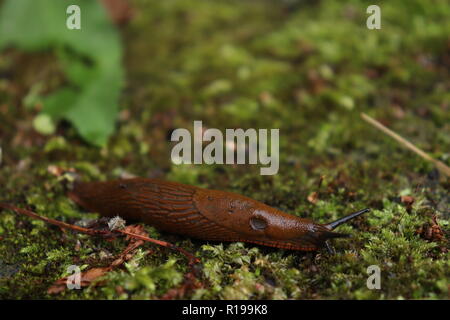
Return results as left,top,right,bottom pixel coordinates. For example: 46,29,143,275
0,0,448,299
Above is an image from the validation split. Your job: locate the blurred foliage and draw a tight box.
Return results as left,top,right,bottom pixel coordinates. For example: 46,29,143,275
0,0,123,147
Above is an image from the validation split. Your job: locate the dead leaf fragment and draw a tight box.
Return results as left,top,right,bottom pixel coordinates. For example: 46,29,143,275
416,215,446,244
47,267,110,294
159,271,202,300
400,195,415,206
307,191,319,204
100,0,134,25
401,195,415,212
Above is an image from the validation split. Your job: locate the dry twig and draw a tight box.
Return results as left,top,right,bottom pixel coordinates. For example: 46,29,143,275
361,112,450,178
0,203,199,265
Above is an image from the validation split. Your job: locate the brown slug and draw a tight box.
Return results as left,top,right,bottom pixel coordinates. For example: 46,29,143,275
69,178,369,251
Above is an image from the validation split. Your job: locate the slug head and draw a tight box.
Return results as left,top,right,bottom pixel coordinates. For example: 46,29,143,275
277,208,370,251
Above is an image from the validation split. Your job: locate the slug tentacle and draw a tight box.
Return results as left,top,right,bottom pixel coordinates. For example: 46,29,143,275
324,208,370,230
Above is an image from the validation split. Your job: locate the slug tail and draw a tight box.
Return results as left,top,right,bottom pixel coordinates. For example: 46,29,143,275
325,208,370,230
67,181,112,214
67,181,90,209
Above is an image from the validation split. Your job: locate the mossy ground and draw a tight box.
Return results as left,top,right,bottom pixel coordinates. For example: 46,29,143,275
0,0,449,299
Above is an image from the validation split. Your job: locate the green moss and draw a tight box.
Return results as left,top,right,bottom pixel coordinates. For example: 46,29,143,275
0,0,449,299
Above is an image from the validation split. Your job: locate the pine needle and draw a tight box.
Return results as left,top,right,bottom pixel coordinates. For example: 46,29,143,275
361,112,450,178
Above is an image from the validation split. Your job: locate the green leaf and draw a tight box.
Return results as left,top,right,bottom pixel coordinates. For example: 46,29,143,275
0,0,124,147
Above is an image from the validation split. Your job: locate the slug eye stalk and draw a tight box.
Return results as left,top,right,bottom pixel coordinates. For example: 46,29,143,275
325,208,370,231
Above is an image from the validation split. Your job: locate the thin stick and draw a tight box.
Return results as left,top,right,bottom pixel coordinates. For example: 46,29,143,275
0,203,200,265
116,229,200,265
0,203,107,236
361,112,450,178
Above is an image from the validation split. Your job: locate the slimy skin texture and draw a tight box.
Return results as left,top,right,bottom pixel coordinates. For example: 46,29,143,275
69,178,351,251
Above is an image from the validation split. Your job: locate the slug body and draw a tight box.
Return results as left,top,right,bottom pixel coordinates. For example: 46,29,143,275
69,178,368,251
